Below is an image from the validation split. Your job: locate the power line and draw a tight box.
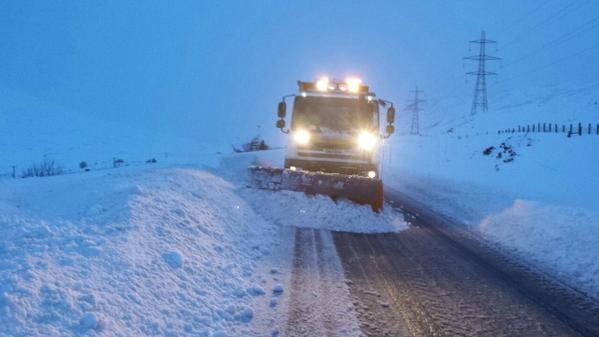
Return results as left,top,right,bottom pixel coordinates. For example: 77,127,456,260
497,0,558,41
502,16,599,69
464,30,501,115
501,0,589,49
500,41,599,83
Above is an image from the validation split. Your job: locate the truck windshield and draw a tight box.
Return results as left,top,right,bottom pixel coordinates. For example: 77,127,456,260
291,96,377,132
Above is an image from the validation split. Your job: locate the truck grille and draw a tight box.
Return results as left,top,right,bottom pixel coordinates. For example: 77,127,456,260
310,140,355,150
297,151,367,161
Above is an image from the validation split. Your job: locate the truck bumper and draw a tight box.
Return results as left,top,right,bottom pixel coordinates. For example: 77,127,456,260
284,158,378,177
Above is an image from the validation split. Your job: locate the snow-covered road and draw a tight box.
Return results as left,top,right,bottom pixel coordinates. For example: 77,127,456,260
333,189,599,337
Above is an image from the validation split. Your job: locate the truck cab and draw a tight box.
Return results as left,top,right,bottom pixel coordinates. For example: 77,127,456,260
277,77,395,180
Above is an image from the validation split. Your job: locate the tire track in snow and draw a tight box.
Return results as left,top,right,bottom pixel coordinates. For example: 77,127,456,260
336,228,587,337
284,228,362,337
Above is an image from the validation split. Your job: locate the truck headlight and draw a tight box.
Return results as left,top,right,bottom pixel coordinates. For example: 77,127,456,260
357,131,377,151
293,129,310,145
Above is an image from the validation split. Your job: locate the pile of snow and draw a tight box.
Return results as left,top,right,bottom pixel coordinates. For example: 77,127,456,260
0,166,292,336
243,189,406,233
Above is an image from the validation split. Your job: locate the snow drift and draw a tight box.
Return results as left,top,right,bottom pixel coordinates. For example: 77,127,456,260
0,167,291,336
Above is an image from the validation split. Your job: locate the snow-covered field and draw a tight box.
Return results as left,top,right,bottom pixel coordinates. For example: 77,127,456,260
0,89,225,176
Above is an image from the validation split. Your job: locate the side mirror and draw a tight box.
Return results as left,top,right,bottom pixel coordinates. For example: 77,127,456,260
276,119,286,129
387,106,395,124
386,124,395,135
278,101,286,118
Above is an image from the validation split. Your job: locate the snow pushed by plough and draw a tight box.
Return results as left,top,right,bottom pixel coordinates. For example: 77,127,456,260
248,166,384,211
223,151,407,233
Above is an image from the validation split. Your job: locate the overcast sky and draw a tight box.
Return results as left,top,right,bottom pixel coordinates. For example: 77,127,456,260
1,1,598,146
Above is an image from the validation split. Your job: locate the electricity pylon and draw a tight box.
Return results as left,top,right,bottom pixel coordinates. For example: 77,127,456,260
464,30,500,115
406,86,425,135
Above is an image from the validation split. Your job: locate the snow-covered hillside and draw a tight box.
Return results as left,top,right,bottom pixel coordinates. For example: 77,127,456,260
399,81,599,136
0,89,225,176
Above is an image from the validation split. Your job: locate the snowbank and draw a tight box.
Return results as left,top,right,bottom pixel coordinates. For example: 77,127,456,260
479,200,599,296
0,166,291,336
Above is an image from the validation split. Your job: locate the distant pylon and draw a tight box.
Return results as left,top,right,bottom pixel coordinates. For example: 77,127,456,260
407,86,425,135
464,30,500,115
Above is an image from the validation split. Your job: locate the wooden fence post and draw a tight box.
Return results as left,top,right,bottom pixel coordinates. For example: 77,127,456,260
569,124,573,133
578,123,582,136
562,125,565,133
597,123,599,135
588,123,592,134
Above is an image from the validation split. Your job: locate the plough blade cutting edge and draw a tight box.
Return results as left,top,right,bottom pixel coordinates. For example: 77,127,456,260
248,165,384,212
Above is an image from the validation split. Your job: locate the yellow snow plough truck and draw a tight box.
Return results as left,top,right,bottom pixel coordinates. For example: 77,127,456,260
249,77,396,211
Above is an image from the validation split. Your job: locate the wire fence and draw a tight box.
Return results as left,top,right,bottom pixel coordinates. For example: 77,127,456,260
498,122,599,137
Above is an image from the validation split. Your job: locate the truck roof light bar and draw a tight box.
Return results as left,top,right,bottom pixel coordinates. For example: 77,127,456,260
297,78,370,94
